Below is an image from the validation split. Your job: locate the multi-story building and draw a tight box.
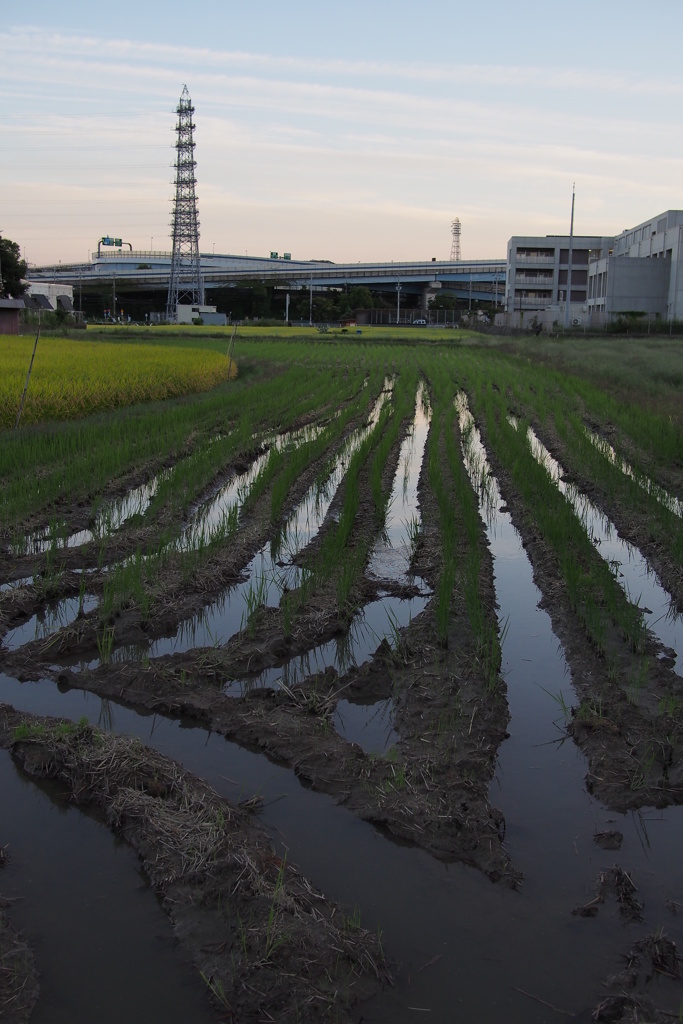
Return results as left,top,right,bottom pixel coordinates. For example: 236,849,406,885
503,211,683,327
587,210,683,321
505,234,613,326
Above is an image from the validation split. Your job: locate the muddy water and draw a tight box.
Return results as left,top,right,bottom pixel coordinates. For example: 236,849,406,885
226,593,428,696
4,594,98,652
526,427,682,676
13,474,167,556
0,745,216,1024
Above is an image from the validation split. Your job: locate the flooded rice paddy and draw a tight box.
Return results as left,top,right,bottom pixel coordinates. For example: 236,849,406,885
2,350,682,1024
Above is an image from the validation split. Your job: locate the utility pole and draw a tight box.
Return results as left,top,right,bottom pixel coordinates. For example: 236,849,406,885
396,280,402,324
563,183,576,330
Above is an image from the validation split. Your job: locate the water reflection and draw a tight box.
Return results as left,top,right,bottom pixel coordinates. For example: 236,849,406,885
525,426,682,676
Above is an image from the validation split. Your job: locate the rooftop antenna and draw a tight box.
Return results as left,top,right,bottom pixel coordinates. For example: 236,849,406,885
450,217,462,262
166,85,204,322
563,183,576,330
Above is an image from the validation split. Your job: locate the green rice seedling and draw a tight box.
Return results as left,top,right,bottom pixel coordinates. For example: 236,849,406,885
96,625,115,664
539,685,572,725
385,605,410,664
200,972,232,1012
345,906,362,932
242,573,270,635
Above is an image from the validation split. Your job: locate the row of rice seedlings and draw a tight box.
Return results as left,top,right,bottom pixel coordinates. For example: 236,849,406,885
585,429,682,518
460,351,683,590
559,371,682,470
95,378,396,656
12,467,173,557
523,424,681,675
449,387,507,686
292,395,396,614
424,394,456,645
271,373,394,566
1,357,350,536
97,416,335,622
550,408,683,570
334,374,418,612
278,374,414,623
467,378,652,665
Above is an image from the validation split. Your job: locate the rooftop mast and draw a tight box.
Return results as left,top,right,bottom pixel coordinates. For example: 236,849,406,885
450,217,462,262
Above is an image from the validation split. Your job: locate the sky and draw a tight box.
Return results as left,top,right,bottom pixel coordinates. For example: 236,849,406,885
3,0,683,266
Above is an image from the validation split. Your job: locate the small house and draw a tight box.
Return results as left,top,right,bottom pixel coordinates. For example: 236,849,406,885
0,298,25,334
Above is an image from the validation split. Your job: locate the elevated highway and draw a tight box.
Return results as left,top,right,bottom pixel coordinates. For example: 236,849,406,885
29,251,506,303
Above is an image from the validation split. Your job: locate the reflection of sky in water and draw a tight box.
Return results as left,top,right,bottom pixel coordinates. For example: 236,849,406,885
16,473,168,556
224,593,428,695
151,384,395,656
333,697,396,754
367,383,431,586
526,427,682,676
587,429,682,519
0,576,33,593
3,594,98,651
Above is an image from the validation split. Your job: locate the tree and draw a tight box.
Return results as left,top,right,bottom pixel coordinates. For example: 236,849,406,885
0,236,28,298
348,286,373,310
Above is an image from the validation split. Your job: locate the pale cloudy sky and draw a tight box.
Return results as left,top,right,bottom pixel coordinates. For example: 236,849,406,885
3,0,683,266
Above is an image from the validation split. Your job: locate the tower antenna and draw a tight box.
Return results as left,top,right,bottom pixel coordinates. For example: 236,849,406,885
166,85,204,322
450,217,461,262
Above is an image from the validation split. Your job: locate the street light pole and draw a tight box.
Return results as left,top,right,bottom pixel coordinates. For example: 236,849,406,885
396,280,402,324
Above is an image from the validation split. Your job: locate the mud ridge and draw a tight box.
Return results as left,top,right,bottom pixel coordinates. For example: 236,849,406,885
0,703,388,1023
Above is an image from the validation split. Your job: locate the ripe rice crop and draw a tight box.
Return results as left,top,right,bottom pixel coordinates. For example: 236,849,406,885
1,334,237,429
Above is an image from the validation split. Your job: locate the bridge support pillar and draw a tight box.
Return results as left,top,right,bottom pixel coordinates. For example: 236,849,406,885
421,280,441,311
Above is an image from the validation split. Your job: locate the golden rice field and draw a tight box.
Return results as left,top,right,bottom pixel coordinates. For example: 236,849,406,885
0,335,238,429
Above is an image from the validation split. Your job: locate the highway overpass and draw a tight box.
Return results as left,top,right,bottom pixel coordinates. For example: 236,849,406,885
29,251,507,305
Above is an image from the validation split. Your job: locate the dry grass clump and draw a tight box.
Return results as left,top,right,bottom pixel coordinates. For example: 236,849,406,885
10,716,388,1022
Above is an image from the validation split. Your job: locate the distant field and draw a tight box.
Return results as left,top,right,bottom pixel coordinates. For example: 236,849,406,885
1,334,237,429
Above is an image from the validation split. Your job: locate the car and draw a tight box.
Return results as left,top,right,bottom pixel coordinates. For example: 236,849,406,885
413,319,427,325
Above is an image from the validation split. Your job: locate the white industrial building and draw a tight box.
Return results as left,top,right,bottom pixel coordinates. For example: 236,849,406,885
24,281,75,312
587,210,683,322
501,210,683,328
176,303,227,326
503,233,612,328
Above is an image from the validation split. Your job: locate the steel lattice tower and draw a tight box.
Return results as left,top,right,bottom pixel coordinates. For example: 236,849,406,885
166,85,204,321
450,217,462,261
